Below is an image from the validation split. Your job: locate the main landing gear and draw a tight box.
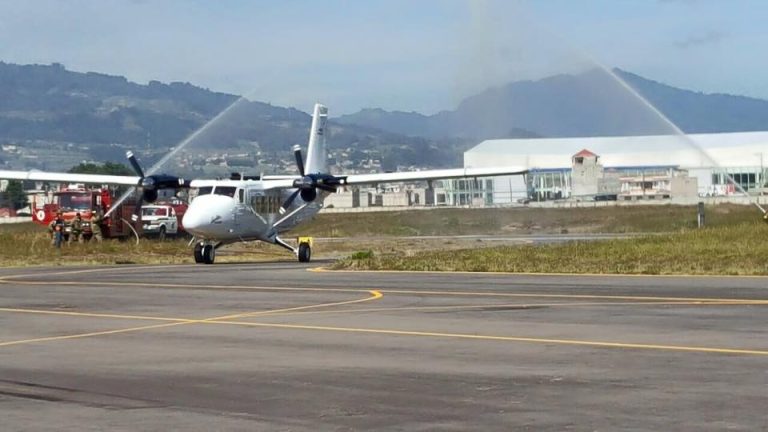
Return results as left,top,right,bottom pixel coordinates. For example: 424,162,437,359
194,241,220,264
274,236,313,263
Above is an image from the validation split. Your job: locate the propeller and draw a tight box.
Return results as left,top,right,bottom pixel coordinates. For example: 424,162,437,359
280,145,346,214
125,151,191,221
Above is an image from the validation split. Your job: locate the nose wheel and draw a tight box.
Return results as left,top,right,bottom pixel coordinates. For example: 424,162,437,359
194,241,218,264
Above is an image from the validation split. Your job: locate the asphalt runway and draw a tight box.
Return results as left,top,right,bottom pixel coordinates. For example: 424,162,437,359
0,262,766,431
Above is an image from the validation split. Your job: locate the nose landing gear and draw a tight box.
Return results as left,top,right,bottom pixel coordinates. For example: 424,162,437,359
194,241,219,264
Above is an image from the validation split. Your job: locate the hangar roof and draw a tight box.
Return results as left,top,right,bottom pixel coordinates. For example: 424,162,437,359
464,131,768,170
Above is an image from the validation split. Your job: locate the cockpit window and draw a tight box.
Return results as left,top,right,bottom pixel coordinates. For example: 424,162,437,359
197,187,213,195
213,186,237,197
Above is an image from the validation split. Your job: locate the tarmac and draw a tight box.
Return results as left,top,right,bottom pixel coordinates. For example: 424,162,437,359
0,262,766,431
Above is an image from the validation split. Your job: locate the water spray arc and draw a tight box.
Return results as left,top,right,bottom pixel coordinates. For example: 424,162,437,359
591,62,767,216
508,8,768,217
104,96,248,218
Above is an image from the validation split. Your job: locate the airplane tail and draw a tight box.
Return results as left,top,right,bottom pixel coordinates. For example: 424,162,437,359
304,103,328,174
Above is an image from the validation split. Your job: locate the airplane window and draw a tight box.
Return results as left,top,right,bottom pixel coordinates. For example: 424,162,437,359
250,194,264,213
197,187,213,195
214,186,237,197
238,189,244,203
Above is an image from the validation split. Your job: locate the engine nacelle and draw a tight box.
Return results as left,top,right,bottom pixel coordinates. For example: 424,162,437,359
300,188,317,202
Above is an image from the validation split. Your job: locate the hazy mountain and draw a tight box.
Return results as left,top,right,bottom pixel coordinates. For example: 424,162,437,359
6,62,767,173
0,62,466,170
336,68,768,139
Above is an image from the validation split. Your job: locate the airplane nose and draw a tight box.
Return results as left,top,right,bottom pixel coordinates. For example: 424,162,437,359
182,194,236,237
182,206,205,232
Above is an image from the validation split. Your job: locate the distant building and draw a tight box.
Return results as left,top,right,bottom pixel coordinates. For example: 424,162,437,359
571,149,602,197
463,131,768,203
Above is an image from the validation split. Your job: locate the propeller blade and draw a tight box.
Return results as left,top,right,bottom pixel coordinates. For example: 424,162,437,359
279,189,301,214
126,151,145,179
292,145,305,177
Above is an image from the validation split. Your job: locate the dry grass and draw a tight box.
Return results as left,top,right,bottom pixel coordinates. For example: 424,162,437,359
0,223,279,267
300,204,757,237
333,222,768,275
1,204,765,272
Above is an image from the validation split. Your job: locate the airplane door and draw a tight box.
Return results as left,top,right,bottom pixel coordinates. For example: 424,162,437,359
233,188,248,227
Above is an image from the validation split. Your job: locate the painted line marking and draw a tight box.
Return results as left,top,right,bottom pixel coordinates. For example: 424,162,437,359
0,266,765,356
0,307,185,322
2,278,765,304
0,322,191,348
1,299,759,325
1,293,765,356
238,300,768,318
0,290,382,348
205,320,768,357
309,266,768,279
204,290,383,321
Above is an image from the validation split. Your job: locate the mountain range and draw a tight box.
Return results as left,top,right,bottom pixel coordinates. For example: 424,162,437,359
2,61,768,171
337,68,768,139
0,62,463,171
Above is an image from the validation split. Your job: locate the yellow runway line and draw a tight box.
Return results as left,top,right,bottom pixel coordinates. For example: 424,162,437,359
0,321,191,348
207,320,768,357
0,307,186,322
208,290,382,321
0,264,196,281
0,291,383,348
3,277,765,304
237,300,768,318
310,266,768,279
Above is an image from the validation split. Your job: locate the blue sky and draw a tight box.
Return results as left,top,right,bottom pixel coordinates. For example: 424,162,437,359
0,0,765,114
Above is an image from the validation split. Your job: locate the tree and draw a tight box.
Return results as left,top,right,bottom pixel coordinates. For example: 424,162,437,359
67,161,134,176
4,180,28,210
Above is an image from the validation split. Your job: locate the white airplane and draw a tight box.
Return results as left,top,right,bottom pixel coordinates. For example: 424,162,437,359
0,104,526,264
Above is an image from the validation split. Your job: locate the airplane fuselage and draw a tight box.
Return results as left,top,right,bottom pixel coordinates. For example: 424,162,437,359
181,180,325,244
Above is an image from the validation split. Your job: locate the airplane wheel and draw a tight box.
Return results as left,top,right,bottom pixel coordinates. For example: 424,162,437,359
203,244,216,265
158,226,166,241
298,243,311,263
194,242,204,263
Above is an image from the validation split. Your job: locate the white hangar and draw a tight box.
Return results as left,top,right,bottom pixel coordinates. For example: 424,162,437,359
457,131,768,204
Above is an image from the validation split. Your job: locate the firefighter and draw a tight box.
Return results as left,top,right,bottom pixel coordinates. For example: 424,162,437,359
49,211,65,248
69,212,83,244
91,210,103,242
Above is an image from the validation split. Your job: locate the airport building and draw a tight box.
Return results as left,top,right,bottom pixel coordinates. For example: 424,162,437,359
460,131,768,204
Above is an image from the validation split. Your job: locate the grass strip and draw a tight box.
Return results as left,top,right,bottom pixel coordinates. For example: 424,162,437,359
333,222,768,276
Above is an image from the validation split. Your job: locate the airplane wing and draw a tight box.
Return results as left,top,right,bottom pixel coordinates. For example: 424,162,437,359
189,178,297,190
342,166,528,185
0,169,140,186
256,166,527,190
261,175,299,181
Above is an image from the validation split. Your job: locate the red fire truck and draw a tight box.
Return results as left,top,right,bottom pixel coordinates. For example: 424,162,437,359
31,184,142,240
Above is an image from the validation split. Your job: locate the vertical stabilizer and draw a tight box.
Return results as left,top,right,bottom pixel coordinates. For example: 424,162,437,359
305,103,328,174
